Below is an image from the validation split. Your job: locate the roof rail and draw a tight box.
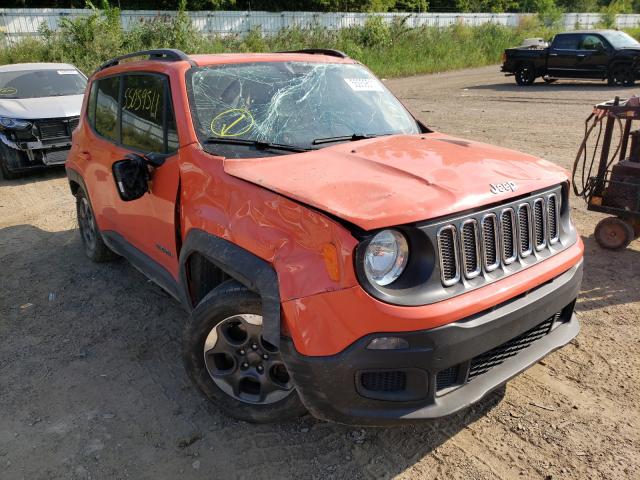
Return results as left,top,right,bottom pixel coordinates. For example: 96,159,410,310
96,49,194,72
276,48,349,59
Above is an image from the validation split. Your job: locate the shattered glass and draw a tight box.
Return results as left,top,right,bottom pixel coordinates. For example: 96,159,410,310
189,62,419,158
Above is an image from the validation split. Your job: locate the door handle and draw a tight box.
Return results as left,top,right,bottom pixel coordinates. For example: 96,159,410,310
577,54,586,57
549,53,558,56
79,151,91,161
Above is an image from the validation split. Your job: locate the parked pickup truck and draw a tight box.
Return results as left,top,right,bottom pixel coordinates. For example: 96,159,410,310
502,30,640,86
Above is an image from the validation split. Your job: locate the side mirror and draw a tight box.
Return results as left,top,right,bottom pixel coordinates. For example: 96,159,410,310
112,152,170,202
112,155,149,201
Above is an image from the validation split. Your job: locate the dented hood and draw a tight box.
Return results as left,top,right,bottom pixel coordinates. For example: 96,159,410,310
223,133,568,230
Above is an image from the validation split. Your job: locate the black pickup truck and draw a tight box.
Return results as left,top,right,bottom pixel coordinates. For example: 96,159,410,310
501,30,640,86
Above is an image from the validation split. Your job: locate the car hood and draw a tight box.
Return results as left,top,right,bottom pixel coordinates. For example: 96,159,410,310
0,94,83,119
223,133,568,230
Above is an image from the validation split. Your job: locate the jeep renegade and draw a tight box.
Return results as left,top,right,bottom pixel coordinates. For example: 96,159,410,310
66,49,583,425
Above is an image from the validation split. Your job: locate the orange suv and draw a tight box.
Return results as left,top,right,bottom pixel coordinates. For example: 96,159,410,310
66,49,583,425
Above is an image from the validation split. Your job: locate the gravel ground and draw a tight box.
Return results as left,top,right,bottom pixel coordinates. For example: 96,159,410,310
0,65,638,480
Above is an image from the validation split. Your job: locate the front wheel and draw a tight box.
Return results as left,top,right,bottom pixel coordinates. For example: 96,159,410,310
608,64,635,87
515,63,536,86
183,280,307,423
0,143,20,179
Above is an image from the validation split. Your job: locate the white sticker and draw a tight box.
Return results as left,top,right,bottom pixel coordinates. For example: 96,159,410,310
57,70,79,75
344,78,384,92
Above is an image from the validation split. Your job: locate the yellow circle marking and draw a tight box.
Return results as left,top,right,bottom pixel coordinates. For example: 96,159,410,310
210,108,254,137
0,87,17,96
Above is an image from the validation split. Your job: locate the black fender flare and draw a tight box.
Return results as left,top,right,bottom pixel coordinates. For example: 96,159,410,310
66,167,89,196
179,229,282,348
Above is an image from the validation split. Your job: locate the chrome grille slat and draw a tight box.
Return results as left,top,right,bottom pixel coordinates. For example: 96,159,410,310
500,208,517,265
481,214,500,272
437,226,460,287
460,219,481,279
547,194,559,244
435,186,565,288
533,198,546,250
517,203,533,257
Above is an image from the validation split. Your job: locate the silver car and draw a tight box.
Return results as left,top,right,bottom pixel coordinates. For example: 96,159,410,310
0,63,86,179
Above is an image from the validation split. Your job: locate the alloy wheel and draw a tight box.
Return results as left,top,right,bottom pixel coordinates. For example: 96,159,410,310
78,197,97,250
203,314,294,404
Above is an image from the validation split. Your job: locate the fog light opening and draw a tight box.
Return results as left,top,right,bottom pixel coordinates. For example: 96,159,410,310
366,337,409,350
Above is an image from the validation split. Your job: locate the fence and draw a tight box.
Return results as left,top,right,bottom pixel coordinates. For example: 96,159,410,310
2,9,640,45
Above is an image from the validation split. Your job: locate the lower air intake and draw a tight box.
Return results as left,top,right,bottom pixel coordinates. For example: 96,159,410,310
360,371,407,393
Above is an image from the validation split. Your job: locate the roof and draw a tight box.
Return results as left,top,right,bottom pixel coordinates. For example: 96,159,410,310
189,52,355,67
557,29,619,35
0,62,78,73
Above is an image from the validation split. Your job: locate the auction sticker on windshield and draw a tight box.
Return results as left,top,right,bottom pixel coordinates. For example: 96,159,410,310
344,78,384,92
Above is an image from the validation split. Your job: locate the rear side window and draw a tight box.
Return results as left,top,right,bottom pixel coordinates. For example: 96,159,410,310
552,34,579,50
94,76,120,142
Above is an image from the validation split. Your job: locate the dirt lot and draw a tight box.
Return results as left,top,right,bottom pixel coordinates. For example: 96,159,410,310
1,65,639,480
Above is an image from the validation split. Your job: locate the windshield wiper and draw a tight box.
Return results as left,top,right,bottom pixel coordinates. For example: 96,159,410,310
204,137,311,153
312,133,385,145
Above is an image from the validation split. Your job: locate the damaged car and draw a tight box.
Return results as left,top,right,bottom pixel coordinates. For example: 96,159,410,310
0,63,86,179
66,49,583,425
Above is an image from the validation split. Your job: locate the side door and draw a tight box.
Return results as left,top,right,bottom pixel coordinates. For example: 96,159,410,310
114,72,181,278
576,34,611,79
547,34,582,77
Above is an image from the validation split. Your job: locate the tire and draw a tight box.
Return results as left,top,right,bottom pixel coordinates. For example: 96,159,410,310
0,156,19,179
594,216,634,250
183,280,307,423
608,64,635,87
0,144,21,180
515,63,536,86
75,188,118,262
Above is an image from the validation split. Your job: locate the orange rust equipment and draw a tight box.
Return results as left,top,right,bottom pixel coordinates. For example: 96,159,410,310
573,96,640,249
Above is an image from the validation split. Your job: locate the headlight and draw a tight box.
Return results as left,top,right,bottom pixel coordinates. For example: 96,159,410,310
363,229,409,286
0,117,31,130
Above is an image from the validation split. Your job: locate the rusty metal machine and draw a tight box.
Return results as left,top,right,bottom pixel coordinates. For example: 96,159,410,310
573,96,640,250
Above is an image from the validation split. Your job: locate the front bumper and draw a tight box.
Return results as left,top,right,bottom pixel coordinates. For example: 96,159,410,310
281,260,582,425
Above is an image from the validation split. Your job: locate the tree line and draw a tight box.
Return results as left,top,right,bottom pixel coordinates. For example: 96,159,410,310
9,0,640,14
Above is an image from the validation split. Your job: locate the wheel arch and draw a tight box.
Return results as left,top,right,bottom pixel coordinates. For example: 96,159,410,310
66,167,88,197
179,228,282,348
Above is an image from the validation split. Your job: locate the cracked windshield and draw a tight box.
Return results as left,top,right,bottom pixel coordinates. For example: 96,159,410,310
189,61,420,157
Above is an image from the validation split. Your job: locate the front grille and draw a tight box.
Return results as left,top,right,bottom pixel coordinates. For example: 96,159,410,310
360,371,407,392
468,313,558,381
35,117,78,141
435,187,563,288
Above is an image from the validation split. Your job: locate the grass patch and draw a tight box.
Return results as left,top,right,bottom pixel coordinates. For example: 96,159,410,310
0,6,557,78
